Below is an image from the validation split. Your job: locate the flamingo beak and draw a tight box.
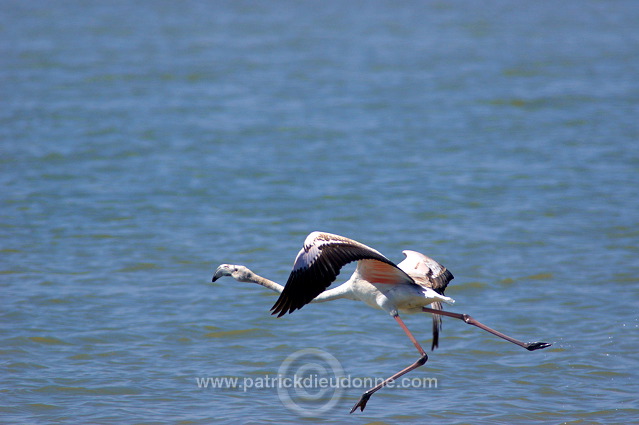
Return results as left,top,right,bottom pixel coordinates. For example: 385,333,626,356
211,265,229,282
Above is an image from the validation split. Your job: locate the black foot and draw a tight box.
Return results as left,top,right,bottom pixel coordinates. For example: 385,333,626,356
350,392,371,414
525,341,552,351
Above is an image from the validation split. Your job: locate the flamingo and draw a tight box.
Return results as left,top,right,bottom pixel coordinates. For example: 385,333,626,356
212,231,551,413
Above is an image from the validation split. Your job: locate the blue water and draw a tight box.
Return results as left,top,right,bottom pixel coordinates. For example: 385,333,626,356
2,1,638,423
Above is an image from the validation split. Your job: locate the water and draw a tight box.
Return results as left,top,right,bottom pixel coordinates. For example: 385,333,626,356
2,1,638,423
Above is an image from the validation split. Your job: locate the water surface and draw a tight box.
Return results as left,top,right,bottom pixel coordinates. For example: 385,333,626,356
2,1,638,423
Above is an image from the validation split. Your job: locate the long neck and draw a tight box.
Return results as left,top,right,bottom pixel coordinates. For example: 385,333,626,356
248,273,284,293
311,282,357,303
246,271,355,303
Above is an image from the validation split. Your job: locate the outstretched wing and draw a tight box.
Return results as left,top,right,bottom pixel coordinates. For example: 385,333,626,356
397,250,453,294
397,250,454,350
271,232,413,317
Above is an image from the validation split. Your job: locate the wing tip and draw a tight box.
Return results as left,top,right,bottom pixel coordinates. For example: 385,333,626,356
270,304,298,317
270,308,288,318
430,301,443,351
437,269,454,289
270,295,287,317
270,292,303,317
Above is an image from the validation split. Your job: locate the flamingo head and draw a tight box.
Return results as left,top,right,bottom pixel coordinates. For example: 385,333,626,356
212,264,254,283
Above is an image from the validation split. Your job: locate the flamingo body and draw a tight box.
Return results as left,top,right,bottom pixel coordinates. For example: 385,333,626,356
211,231,551,413
270,231,454,317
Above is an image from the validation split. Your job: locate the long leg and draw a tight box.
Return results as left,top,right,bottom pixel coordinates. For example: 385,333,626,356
350,314,428,413
422,307,551,351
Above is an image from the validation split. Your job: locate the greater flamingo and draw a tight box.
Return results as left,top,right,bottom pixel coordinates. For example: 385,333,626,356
212,231,551,413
